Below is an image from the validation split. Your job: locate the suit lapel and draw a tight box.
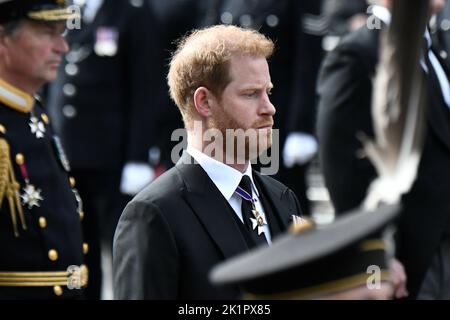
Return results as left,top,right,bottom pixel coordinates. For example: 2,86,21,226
252,171,299,232
426,46,450,151
175,153,249,260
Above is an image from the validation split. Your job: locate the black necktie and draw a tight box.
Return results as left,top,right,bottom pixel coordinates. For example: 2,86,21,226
238,175,268,247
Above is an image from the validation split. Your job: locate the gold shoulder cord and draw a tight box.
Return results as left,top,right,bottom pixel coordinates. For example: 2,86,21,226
0,138,27,237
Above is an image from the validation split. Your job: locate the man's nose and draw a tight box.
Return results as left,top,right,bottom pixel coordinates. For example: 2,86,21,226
260,93,276,116
54,36,69,54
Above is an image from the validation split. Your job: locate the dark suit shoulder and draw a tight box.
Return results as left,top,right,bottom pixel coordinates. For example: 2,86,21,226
254,171,289,194
128,166,185,208
334,26,380,73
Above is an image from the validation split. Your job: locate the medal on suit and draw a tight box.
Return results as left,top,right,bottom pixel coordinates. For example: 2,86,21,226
235,184,267,235
29,115,45,139
251,209,267,235
16,153,43,209
21,183,43,209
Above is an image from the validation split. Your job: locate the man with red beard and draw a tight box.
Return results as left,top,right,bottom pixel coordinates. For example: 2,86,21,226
113,25,304,299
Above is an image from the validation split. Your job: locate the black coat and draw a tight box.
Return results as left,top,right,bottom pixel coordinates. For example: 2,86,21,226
317,25,450,298
47,0,161,170
113,153,302,299
0,91,85,299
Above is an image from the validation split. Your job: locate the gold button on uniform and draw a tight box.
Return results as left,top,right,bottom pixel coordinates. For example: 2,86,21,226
79,211,84,221
15,153,24,165
48,249,58,261
41,113,49,124
53,285,63,296
39,217,47,229
69,177,76,188
83,243,89,255
0,124,5,134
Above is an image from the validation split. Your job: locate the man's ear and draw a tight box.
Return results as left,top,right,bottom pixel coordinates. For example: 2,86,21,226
193,87,215,118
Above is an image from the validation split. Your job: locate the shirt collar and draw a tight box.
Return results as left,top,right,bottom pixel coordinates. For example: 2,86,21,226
186,145,259,201
0,78,34,113
371,5,391,25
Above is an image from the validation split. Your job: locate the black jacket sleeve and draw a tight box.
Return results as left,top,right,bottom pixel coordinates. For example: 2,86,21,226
316,29,379,214
113,200,179,299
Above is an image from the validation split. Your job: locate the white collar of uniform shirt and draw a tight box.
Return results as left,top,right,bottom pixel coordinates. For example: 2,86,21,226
186,145,272,243
371,5,450,108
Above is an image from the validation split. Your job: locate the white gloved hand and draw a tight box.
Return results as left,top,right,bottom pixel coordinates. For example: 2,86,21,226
120,162,155,196
283,132,318,168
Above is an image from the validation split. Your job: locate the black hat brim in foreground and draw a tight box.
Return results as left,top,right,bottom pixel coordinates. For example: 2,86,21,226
209,204,400,298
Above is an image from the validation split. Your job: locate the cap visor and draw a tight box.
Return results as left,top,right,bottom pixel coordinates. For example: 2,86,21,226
210,204,400,285
27,8,80,22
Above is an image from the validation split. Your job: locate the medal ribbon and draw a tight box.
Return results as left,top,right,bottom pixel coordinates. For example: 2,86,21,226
234,186,255,204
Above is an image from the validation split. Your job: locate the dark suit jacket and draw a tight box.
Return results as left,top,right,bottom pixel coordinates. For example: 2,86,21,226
113,153,302,299
317,25,450,298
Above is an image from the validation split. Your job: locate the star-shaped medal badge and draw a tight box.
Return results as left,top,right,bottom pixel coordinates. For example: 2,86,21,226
21,184,43,209
250,209,267,235
29,116,46,139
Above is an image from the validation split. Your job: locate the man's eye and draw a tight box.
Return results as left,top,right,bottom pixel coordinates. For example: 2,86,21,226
245,92,257,97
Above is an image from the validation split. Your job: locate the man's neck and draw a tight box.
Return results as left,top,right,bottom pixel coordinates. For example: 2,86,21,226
187,132,249,173
0,70,38,95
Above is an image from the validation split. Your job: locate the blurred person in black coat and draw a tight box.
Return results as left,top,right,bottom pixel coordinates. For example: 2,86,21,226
46,0,161,299
203,0,325,216
324,0,368,37
317,0,450,299
432,0,450,66
0,0,88,299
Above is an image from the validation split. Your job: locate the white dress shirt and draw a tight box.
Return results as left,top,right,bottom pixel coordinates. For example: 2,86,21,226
186,146,272,243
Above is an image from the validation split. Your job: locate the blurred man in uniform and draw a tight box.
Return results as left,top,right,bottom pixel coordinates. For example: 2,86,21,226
317,0,450,299
46,0,161,298
203,0,325,215
0,0,88,299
